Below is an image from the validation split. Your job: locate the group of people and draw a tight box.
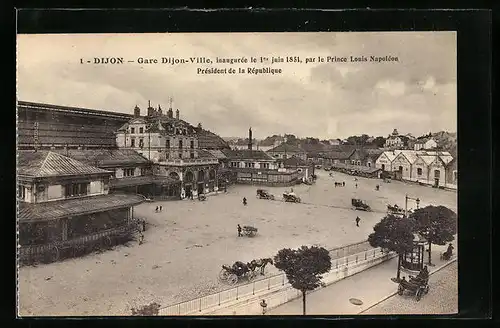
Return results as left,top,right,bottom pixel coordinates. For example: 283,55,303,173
155,205,163,212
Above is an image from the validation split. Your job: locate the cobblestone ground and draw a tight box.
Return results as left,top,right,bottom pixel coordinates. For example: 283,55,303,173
363,261,458,315
18,170,457,316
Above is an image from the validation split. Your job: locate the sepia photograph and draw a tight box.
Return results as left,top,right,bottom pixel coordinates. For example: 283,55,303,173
17,32,458,317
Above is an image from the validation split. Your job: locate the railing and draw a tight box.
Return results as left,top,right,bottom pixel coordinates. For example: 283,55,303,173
158,240,375,316
18,224,136,259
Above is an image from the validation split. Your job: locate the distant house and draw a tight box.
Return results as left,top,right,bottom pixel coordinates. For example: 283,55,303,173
445,157,458,186
328,139,342,146
280,156,315,182
266,143,307,161
414,138,438,151
347,148,384,168
322,147,356,166
384,129,405,149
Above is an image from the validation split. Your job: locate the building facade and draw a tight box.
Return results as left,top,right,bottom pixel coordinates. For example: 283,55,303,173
266,143,307,161
414,138,438,151
17,151,144,264
115,103,220,198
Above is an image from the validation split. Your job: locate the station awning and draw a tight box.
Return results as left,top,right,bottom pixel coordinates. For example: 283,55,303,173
18,194,145,223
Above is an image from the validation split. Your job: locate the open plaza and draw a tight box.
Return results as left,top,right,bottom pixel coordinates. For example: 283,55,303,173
18,169,457,316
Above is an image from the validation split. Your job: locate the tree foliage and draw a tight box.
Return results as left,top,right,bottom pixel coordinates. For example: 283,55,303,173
368,215,416,254
411,205,457,245
274,246,331,314
131,302,161,316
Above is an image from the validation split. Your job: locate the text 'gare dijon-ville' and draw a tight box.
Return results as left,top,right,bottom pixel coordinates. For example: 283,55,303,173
81,55,400,75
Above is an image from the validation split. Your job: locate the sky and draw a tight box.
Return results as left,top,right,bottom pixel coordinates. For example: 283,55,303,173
17,32,456,140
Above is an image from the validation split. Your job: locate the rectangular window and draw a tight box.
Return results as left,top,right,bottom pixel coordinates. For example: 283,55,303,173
417,168,422,175
453,171,458,181
139,138,144,148
190,152,194,159
64,182,89,197
130,138,135,147
140,168,146,176
124,168,135,177
190,140,194,149
179,140,183,149
179,152,182,159
250,163,255,168
434,170,440,179
139,127,144,133
130,127,135,134
166,139,170,149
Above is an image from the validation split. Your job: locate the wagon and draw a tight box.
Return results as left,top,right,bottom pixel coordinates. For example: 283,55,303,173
283,192,301,203
387,204,405,215
351,198,371,211
256,189,275,200
218,261,257,285
242,225,258,237
398,276,429,301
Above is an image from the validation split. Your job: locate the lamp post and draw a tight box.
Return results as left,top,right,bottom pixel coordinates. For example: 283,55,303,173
404,194,420,217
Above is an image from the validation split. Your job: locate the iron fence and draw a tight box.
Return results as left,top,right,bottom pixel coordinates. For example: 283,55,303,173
158,240,384,316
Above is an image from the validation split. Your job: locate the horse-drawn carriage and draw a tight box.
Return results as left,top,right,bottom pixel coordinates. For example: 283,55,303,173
398,269,430,301
283,192,301,203
256,189,275,200
351,198,371,211
241,225,258,237
218,261,257,285
387,204,405,215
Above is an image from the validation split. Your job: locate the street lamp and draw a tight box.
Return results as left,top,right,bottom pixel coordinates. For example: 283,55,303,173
405,194,420,217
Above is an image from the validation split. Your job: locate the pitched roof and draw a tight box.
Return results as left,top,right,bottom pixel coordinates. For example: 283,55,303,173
323,148,356,160
399,150,419,164
18,194,144,222
380,151,398,162
206,149,228,159
282,156,310,167
267,143,305,153
221,149,274,160
197,129,230,150
418,155,436,165
18,151,110,178
51,149,150,167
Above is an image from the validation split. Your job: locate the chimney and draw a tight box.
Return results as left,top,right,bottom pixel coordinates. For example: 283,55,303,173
147,100,154,116
248,127,253,150
176,109,179,119
134,105,140,118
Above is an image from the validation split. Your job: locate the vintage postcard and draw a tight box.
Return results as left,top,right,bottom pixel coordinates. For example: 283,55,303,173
17,32,458,316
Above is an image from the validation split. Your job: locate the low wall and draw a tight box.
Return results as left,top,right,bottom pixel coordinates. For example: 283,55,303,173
402,178,457,191
203,249,395,315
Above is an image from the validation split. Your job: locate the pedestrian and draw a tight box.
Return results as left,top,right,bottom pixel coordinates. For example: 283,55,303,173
139,233,144,245
343,181,345,187
355,183,358,189
260,299,267,315
237,224,242,237
243,197,247,206
159,205,163,212
155,206,159,212
142,219,146,232
355,216,361,227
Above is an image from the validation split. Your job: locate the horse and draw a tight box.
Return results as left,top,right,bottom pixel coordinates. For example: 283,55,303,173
250,258,274,275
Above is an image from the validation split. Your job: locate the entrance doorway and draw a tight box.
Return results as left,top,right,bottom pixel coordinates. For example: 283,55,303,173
197,183,204,195
434,178,439,188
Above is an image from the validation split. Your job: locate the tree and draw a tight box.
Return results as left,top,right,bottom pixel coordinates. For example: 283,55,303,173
410,205,457,266
368,215,416,282
372,136,386,148
274,246,331,315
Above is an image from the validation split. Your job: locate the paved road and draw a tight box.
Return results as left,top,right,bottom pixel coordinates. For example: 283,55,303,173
18,170,457,316
363,261,458,315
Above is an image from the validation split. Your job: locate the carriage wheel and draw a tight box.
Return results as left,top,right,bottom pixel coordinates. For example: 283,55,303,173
104,236,113,249
424,285,429,294
218,269,229,282
397,285,404,295
416,288,423,301
227,274,238,285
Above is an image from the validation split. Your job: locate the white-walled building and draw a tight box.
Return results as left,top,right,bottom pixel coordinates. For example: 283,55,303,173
414,138,438,151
